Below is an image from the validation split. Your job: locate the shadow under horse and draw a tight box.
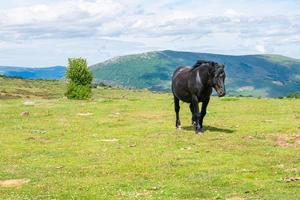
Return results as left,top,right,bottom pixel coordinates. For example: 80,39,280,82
181,125,234,134
172,60,226,134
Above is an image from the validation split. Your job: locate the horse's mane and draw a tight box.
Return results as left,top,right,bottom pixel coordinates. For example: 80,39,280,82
191,60,217,69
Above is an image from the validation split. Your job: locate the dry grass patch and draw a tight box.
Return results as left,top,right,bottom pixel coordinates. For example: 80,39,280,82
0,179,30,187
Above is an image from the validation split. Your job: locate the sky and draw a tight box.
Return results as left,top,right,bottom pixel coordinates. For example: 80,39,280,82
0,0,300,66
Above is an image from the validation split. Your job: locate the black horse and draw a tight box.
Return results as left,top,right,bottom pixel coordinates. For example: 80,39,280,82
172,60,226,134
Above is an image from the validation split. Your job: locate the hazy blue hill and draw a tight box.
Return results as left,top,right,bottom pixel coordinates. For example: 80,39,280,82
0,66,65,80
91,50,300,97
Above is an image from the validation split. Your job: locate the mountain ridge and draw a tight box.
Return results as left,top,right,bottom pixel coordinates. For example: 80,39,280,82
0,66,65,80
91,50,300,97
1,50,299,97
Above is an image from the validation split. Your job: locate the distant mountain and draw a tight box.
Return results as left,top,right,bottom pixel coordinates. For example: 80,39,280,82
91,50,300,97
0,66,66,80
1,50,300,97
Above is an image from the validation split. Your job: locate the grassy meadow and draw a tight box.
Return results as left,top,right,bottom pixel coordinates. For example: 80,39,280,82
0,76,299,199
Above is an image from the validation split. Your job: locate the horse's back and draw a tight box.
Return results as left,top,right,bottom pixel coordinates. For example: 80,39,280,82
172,66,190,81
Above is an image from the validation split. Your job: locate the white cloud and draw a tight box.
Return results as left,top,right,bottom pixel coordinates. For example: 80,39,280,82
1,0,124,26
0,0,300,66
255,44,267,53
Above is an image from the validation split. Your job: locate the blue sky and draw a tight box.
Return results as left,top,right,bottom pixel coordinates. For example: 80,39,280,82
0,0,300,66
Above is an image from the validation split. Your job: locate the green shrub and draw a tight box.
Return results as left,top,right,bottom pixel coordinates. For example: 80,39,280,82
65,82,92,99
286,92,300,99
65,58,93,100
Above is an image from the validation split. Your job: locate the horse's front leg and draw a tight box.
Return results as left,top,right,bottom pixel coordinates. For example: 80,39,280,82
199,99,209,131
191,95,202,133
189,103,195,125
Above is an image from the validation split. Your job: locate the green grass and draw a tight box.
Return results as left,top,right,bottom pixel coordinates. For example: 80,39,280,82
0,76,66,99
0,78,299,199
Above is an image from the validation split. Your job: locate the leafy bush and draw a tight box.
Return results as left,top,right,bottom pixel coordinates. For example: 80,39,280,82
286,92,300,99
65,58,93,99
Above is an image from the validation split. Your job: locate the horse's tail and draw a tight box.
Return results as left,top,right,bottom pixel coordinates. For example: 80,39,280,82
172,66,186,95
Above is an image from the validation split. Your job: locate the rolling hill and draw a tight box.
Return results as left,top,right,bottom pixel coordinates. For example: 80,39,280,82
0,66,65,80
1,50,300,97
91,50,300,97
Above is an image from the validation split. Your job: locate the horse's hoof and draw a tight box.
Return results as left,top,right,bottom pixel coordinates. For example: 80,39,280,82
195,131,204,135
195,127,204,134
176,125,181,130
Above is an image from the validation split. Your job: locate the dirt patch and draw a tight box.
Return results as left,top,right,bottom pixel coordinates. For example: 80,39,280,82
26,136,49,143
294,135,300,145
284,168,300,173
243,135,266,141
119,191,151,198
226,197,246,200
294,115,300,120
275,136,290,147
0,179,30,187
0,91,22,99
271,134,300,147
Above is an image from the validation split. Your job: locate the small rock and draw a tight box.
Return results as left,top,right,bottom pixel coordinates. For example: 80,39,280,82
23,101,35,106
148,186,159,191
77,112,93,116
31,130,47,134
180,147,192,150
284,177,300,182
99,139,119,142
241,169,256,173
263,119,273,123
20,111,29,116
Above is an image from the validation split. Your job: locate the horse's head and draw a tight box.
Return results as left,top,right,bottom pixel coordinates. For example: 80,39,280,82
211,63,226,97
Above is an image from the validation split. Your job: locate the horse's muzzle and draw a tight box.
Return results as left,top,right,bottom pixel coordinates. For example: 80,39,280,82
218,91,226,97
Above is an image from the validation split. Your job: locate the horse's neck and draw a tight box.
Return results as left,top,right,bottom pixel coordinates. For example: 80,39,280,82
195,67,211,87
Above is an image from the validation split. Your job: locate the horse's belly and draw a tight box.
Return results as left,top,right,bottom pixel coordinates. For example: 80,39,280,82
179,96,191,103
173,88,191,103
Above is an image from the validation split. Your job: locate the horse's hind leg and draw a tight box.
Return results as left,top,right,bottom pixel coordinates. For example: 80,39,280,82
189,103,196,125
174,96,181,129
